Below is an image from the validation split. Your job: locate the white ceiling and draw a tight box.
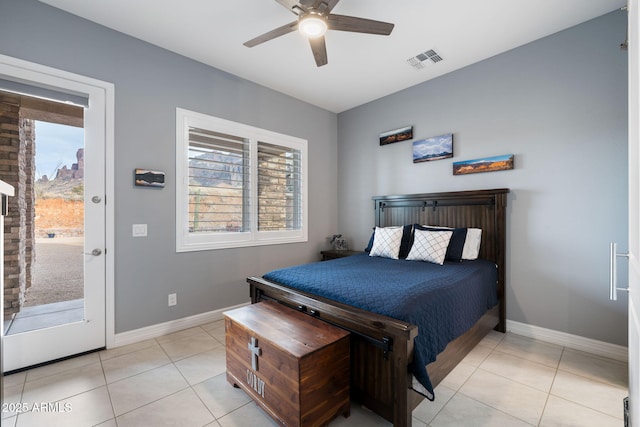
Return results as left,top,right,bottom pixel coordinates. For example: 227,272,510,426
39,0,625,113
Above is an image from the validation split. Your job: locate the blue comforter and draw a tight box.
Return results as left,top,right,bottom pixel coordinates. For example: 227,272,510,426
263,253,498,399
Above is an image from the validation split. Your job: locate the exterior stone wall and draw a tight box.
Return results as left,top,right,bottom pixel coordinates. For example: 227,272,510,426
20,118,35,307
0,93,35,318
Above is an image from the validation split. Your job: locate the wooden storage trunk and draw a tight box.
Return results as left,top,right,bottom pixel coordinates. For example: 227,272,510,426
225,301,350,427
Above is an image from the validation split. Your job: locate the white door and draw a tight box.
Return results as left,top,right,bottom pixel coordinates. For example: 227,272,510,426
0,57,111,371
628,0,639,424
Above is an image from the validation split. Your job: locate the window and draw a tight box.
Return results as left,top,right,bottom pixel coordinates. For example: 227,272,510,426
176,108,308,252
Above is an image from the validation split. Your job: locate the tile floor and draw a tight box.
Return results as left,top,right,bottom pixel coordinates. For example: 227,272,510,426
1,321,628,427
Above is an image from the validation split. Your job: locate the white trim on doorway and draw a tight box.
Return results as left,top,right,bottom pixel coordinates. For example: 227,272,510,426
0,53,116,351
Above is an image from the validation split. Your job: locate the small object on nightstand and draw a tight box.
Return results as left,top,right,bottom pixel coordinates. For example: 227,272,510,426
330,234,349,250
321,249,363,261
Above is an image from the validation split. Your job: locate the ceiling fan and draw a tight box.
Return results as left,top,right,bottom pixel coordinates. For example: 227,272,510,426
243,0,394,67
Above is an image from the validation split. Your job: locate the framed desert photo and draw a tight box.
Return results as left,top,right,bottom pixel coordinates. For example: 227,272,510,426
379,125,413,145
135,168,165,187
412,133,453,163
453,154,514,175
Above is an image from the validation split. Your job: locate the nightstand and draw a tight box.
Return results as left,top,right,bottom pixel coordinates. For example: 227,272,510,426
321,249,364,261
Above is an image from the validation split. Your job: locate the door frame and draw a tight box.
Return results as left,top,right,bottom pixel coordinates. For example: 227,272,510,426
0,54,115,350
627,0,640,424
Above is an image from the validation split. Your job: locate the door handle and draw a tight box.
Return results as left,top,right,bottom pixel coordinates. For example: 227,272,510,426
85,248,103,256
609,242,630,301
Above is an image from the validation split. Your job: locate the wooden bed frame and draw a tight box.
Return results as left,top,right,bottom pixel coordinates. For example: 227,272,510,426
247,188,509,426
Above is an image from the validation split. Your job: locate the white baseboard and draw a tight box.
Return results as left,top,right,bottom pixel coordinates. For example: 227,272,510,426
506,320,628,363
112,302,250,348
112,307,628,364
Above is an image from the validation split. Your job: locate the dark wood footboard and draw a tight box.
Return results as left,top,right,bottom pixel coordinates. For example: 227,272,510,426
248,276,418,426
248,276,500,426
247,188,509,426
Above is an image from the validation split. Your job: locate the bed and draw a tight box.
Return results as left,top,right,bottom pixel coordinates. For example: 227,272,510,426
247,188,508,426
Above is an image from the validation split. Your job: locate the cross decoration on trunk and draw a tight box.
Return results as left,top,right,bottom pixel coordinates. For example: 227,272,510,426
248,336,262,371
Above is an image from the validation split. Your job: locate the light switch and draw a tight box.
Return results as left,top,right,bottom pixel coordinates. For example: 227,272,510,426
132,224,147,237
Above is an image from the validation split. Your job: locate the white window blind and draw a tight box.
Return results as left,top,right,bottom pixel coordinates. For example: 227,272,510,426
188,127,250,233
176,108,308,252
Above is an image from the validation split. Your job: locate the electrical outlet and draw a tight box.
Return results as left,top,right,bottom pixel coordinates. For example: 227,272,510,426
168,293,177,306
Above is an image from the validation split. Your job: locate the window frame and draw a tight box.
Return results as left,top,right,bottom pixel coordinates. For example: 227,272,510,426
176,108,308,252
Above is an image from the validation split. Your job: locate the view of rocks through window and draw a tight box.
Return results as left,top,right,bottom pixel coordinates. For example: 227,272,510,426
25,122,84,308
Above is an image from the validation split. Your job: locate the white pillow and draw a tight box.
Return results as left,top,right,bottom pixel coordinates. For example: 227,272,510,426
369,226,403,259
406,229,453,265
462,228,482,260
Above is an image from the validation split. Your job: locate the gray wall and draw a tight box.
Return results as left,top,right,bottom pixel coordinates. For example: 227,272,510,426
0,1,629,346
0,0,338,333
338,11,629,345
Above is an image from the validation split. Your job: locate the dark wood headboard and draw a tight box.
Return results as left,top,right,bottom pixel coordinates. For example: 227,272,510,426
372,188,509,331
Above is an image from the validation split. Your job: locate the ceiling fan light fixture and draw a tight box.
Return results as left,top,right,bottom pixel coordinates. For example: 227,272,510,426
298,15,327,38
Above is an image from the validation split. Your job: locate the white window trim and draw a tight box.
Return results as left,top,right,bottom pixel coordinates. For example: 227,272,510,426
176,108,308,252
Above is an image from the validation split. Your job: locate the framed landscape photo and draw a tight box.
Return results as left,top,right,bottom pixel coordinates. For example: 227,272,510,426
453,154,514,175
412,133,453,163
134,168,165,187
379,125,413,146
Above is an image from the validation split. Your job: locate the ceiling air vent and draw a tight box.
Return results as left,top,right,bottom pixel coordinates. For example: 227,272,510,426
406,49,444,70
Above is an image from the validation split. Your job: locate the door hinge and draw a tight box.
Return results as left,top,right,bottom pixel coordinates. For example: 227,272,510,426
624,396,629,427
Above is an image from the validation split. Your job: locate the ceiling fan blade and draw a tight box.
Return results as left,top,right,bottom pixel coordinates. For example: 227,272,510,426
300,0,341,13
327,14,394,35
244,21,299,47
309,36,328,67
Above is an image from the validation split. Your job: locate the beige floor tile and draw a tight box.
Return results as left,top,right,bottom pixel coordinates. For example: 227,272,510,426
539,395,621,427
175,347,227,385
329,403,391,426
24,352,101,383
15,386,114,427
2,383,24,419
479,330,506,349
411,418,427,427
3,371,26,388
116,388,215,427
158,328,222,361
21,362,105,405
217,402,280,427
439,361,476,391
479,350,557,392
201,319,225,341
412,384,456,424
559,348,628,388
550,370,627,419
101,345,171,383
459,369,547,425
155,326,207,344
461,343,493,367
107,364,189,416
430,393,534,427
193,374,252,419
5,324,631,427
98,339,159,361
495,334,563,368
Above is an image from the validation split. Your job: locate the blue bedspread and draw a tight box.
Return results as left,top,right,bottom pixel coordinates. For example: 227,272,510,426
263,253,498,400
